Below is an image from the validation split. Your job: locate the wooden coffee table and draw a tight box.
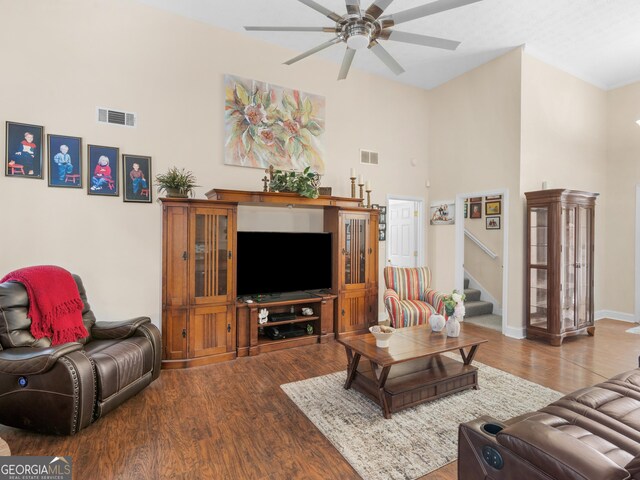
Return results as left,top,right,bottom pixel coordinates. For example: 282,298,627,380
338,325,488,418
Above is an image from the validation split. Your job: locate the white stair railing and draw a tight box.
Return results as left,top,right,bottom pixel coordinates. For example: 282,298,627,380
464,229,498,259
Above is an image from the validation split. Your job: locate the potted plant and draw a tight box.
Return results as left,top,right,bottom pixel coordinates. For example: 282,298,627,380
269,166,320,199
155,167,199,198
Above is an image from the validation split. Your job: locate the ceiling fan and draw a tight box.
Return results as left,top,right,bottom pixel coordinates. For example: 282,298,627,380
245,0,482,80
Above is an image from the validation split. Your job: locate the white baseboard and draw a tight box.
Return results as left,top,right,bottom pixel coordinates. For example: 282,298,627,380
595,310,637,323
503,325,526,339
464,270,502,315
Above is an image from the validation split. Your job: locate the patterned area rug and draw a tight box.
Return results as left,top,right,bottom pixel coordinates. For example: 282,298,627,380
281,356,561,480
626,325,640,335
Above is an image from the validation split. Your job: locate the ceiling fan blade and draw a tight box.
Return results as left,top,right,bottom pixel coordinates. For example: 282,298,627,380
338,48,356,80
381,0,482,27
245,26,338,32
380,30,460,50
298,0,343,22
346,0,361,16
365,0,394,20
369,40,404,75
284,37,343,65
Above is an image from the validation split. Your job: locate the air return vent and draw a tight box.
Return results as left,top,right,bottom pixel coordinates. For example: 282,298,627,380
360,149,379,165
97,107,136,127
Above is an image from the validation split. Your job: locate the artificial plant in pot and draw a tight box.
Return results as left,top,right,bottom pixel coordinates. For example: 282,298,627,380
269,166,320,199
155,167,199,198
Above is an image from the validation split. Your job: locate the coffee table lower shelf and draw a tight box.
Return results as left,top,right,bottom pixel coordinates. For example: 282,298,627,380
350,355,478,417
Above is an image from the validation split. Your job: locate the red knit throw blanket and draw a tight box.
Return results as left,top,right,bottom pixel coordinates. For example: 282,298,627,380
1,266,88,345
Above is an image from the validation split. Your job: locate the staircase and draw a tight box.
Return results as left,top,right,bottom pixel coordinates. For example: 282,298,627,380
463,278,493,317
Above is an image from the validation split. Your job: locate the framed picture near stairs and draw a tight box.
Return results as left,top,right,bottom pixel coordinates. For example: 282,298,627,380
486,216,500,230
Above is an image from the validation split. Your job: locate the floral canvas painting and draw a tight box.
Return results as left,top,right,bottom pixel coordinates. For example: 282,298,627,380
224,74,326,173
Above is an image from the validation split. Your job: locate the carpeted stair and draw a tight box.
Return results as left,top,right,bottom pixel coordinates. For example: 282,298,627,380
464,278,493,317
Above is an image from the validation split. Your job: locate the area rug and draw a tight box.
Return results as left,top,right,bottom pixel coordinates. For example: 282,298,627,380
281,356,562,480
626,325,640,335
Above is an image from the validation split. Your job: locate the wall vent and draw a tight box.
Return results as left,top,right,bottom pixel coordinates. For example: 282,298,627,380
97,107,136,127
360,149,379,165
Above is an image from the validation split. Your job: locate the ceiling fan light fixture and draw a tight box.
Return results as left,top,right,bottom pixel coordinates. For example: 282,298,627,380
345,23,372,50
252,0,480,80
347,33,370,50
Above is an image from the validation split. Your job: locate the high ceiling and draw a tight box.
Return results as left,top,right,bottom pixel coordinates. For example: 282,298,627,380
137,0,640,90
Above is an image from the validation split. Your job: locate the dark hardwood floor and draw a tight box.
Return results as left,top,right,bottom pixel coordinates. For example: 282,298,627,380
1,319,638,479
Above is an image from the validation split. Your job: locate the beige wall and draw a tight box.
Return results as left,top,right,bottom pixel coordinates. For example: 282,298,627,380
604,82,640,315
3,0,637,332
427,50,616,332
0,0,430,326
520,53,608,311
427,48,522,331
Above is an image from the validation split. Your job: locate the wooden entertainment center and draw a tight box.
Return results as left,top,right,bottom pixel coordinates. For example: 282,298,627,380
160,189,380,368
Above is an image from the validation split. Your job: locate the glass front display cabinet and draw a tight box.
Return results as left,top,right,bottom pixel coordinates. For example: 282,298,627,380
525,189,598,346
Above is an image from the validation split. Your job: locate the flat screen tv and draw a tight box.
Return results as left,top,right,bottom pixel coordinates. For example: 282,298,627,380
236,231,332,296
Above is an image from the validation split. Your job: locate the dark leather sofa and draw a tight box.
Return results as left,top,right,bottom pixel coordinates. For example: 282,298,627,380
0,275,161,435
458,361,640,480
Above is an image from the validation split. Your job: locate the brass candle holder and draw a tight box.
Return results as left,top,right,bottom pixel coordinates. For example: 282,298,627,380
350,177,357,198
358,183,364,200
366,190,372,208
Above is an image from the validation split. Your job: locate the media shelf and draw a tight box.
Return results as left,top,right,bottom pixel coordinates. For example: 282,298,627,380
236,294,336,357
262,316,320,327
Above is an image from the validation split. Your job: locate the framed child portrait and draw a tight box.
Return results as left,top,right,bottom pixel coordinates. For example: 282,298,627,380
470,202,482,219
123,154,152,203
48,134,82,188
87,144,119,196
5,121,44,178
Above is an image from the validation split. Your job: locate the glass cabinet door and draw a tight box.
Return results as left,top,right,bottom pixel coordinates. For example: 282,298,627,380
561,207,577,330
576,206,592,328
529,207,549,330
191,208,232,304
343,215,367,288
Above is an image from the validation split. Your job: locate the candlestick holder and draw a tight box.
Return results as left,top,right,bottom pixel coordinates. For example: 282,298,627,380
366,190,372,208
350,177,356,198
358,183,364,200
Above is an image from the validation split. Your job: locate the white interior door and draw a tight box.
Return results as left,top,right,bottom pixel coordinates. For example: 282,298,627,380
388,199,418,267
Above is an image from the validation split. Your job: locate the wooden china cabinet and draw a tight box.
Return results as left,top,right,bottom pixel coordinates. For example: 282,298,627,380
325,208,379,337
525,189,598,346
161,199,237,368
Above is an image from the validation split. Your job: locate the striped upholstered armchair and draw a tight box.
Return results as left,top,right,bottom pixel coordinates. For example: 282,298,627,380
383,266,446,328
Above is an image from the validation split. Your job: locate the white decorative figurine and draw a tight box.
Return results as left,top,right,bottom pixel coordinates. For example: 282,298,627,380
258,308,269,324
429,314,446,332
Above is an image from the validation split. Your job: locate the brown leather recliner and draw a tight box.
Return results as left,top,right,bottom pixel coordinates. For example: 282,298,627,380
0,275,161,435
458,361,640,480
